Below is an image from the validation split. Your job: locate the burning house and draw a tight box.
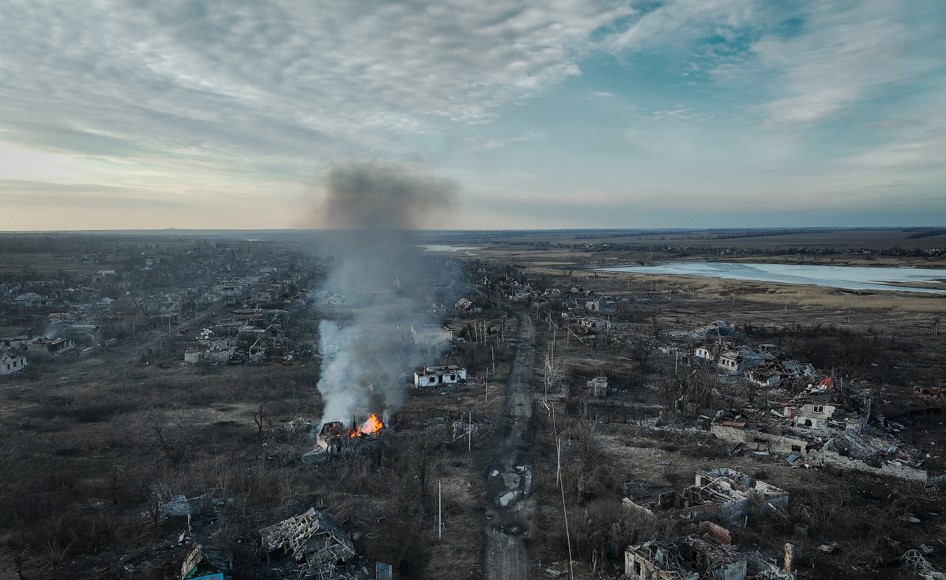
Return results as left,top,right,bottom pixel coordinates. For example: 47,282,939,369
313,414,386,457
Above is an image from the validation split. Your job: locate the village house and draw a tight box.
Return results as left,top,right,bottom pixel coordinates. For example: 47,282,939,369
28,337,76,355
718,347,764,374
780,380,871,434
0,350,28,375
13,292,45,308
694,345,717,362
745,364,782,388
413,365,467,387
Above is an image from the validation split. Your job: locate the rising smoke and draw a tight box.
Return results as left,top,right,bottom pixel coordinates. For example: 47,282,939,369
312,162,458,427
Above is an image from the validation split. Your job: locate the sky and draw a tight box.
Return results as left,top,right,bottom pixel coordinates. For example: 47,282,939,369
1,0,944,231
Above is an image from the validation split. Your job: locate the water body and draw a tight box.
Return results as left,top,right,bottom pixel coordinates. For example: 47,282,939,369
419,244,479,255
601,262,946,294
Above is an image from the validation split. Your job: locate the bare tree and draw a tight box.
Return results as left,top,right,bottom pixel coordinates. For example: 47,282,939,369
147,411,191,468
252,405,265,445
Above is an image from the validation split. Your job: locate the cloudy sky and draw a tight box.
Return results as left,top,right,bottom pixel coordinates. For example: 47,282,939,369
1,0,944,230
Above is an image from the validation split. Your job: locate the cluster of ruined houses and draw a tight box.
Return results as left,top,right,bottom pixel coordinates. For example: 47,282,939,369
183,309,300,365
710,378,931,484
139,496,389,580
623,468,795,579
0,333,86,374
1,245,317,369
693,337,815,389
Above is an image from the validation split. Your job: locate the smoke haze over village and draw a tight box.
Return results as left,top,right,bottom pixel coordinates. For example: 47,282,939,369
1,1,944,230
311,163,457,425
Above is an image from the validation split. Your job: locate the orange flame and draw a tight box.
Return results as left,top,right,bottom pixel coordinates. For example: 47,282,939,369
350,413,384,437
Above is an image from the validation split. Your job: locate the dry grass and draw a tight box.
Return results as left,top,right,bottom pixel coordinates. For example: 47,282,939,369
0,252,111,276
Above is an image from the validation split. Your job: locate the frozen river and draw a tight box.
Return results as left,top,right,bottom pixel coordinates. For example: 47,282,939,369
600,262,946,293
418,244,479,255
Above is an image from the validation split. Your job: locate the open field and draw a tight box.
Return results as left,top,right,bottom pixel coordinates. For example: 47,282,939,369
0,252,115,276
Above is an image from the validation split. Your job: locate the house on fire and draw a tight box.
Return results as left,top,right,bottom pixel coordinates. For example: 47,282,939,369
413,365,467,387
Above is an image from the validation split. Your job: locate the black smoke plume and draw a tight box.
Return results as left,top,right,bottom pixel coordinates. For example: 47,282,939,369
313,163,457,426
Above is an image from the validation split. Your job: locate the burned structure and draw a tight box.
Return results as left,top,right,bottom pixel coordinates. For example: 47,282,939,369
710,378,931,482
623,468,788,526
303,414,387,463
625,536,747,580
259,508,356,579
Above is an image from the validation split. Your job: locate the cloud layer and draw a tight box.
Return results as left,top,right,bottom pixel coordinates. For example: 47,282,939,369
1,0,944,229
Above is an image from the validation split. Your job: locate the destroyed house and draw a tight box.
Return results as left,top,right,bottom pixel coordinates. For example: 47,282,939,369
711,419,814,456
782,385,871,434
29,337,75,354
788,402,837,430
693,468,788,524
259,508,355,579
780,360,815,380
745,365,782,388
625,468,788,526
413,365,467,387
695,345,717,362
718,348,763,374
625,537,747,580
180,543,231,580
0,351,27,375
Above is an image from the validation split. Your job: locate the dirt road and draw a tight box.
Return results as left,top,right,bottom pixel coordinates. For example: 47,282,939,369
484,312,536,580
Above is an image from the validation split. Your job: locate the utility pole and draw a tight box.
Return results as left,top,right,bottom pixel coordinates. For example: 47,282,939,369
556,436,562,485
438,479,442,539
468,411,472,452
558,436,574,579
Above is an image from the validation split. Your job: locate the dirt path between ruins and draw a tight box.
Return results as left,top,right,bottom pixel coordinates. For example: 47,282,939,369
484,312,536,580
